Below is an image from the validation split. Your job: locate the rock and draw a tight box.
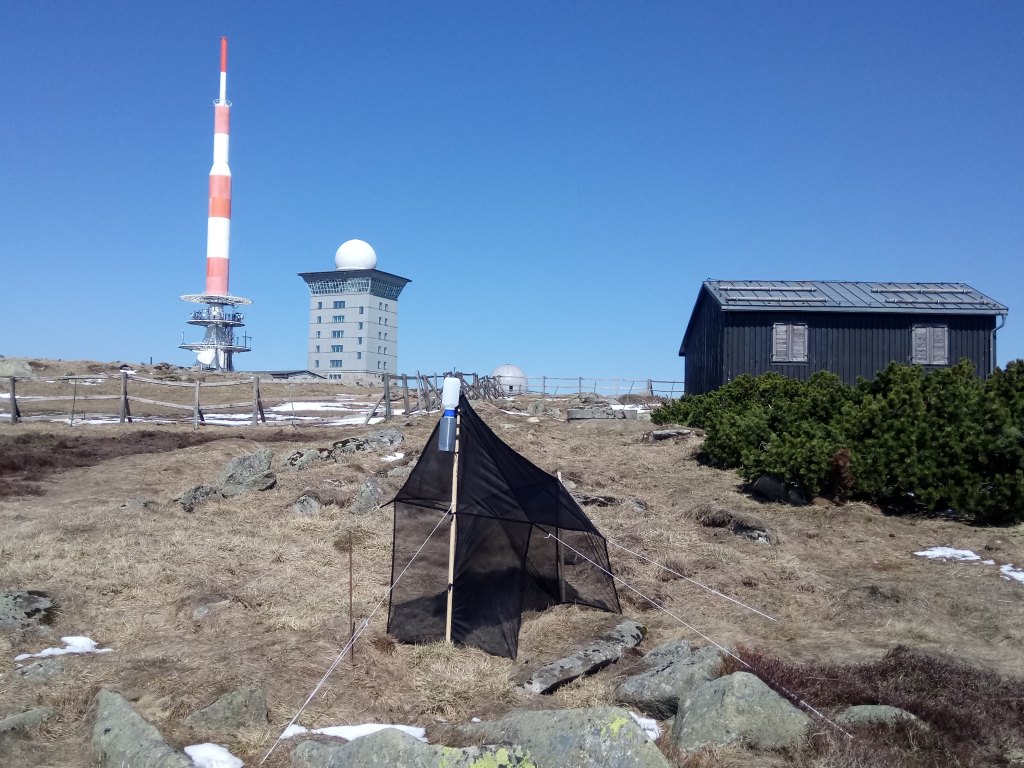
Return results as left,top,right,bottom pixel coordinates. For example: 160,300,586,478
751,475,807,506
293,494,322,517
15,658,63,682
527,400,547,416
0,590,55,630
120,497,154,513
836,704,923,727
386,465,413,479
642,639,694,668
348,477,384,515
615,646,725,719
0,359,33,378
527,416,541,424
572,493,620,508
449,707,669,768
291,728,535,768
219,448,276,497
646,429,692,442
567,408,623,421
0,706,53,734
183,687,268,730
174,484,220,513
93,689,193,768
672,672,810,752
331,428,404,457
284,448,331,470
520,618,646,694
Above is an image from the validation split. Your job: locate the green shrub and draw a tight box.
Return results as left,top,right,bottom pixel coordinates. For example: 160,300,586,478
652,361,1024,524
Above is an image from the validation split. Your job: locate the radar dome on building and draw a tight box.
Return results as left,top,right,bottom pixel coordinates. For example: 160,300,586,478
491,364,528,394
335,239,378,270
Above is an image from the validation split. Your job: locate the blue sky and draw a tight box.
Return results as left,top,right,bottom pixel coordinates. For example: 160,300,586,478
2,1,1022,381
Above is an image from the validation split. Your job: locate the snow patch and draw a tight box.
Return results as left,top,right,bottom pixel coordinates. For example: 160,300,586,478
184,743,243,768
628,711,661,741
381,452,405,462
1000,564,1024,584
14,636,113,660
914,547,981,561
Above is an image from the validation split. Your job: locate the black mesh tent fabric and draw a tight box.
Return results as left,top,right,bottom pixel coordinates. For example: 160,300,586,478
387,395,621,659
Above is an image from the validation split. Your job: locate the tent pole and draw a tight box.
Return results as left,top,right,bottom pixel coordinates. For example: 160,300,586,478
444,410,461,644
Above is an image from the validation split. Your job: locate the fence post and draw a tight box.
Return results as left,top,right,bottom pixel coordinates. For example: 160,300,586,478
541,376,546,398
401,374,410,415
383,374,392,421
251,376,260,426
193,380,201,431
9,377,19,424
118,372,128,424
578,377,582,395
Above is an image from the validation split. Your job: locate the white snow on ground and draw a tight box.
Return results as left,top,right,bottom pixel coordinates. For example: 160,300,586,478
1000,564,1024,584
184,743,243,768
280,723,427,742
914,547,981,561
14,636,113,661
915,547,1024,587
628,711,661,741
269,401,361,413
381,452,405,462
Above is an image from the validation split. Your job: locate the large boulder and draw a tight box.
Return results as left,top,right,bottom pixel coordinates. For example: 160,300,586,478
284,448,332,471
183,687,268,730
0,358,33,378
448,707,670,768
672,672,810,752
0,590,55,630
615,645,725,719
219,448,276,497
520,619,646,694
92,689,193,768
750,475,807,506
292,728,534,768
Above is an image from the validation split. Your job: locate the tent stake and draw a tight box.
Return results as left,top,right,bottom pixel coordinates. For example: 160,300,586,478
444,410,461,644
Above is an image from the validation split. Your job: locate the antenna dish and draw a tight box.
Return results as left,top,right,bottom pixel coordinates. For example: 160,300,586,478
197,350,216,365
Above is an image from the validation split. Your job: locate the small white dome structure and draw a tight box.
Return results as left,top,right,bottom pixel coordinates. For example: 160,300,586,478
335,239,378,270
491,363,528,394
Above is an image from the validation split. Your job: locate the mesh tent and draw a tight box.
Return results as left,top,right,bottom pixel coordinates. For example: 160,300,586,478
387,396,621,659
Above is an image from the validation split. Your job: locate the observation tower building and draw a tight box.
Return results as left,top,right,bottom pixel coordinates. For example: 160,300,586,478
299,240,410,381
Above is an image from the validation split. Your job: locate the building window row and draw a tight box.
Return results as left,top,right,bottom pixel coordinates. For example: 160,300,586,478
330,359,343,368
333,300,345,309
331,345,343,352
332,330,343,338
332,315,344,323
771,323,950,366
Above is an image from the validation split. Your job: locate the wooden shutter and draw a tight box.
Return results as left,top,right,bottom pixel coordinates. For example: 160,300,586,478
772,324,790,362
929,326,949,365
912,326,929,364
791,324,808,362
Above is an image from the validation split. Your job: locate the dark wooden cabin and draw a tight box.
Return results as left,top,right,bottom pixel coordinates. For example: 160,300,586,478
679,281,1008,395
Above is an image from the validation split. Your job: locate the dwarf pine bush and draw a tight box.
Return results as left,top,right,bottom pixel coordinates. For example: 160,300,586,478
652,361,1024,524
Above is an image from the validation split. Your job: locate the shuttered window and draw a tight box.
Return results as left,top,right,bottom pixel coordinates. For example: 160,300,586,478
772,323,808,363
911,326,949,365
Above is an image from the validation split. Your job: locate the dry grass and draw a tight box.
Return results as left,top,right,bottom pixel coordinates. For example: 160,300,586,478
1,384,1024,766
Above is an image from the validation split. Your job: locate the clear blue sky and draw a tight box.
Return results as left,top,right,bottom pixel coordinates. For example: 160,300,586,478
3,1,1022,380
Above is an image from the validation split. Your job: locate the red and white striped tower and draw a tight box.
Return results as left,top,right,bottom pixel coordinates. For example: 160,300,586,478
207,36,231,295
180,36,251,371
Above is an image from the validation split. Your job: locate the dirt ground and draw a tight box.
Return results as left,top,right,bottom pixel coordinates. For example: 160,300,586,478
1,391,1023,767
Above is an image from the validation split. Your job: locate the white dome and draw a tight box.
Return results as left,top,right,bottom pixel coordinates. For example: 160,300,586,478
335,239,378,270
491,363,528,394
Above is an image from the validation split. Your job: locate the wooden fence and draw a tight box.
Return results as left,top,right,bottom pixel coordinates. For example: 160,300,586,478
2,370,683,428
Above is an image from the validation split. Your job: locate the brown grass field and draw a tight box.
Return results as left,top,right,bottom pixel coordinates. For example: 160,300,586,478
1,363,1023,766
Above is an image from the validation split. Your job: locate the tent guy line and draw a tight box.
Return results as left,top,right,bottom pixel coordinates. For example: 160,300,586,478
259,504,454,766
605,538,777,622
541,531,853,740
